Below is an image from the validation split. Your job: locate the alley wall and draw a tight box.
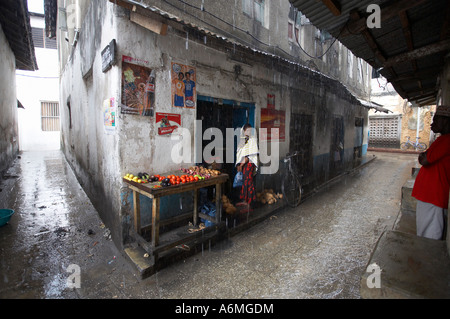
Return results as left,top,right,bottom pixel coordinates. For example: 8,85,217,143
0,24,19,174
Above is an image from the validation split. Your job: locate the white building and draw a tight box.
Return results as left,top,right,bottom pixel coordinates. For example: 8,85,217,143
16,3,60,151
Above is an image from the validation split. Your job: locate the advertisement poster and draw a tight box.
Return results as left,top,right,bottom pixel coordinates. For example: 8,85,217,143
171,62,196,108
103,97,116,134
121,55,155,116
260,108,286,141
156,112,181,135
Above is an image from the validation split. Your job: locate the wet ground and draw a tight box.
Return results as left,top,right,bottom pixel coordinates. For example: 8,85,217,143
0,150,417,299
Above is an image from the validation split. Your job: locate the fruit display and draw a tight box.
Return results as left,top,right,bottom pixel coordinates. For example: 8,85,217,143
123,166,219,188
180,166,221,179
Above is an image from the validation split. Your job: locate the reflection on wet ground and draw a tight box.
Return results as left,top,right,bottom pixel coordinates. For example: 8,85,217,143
0,151,417,298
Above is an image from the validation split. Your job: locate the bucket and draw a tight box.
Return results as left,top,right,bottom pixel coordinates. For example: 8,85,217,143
0,209,14,227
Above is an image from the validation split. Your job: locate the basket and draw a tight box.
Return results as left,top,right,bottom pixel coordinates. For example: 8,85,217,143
0,209,15,227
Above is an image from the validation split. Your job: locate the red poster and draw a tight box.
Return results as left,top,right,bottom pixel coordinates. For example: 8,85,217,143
156,112,181,135
260,108,285,141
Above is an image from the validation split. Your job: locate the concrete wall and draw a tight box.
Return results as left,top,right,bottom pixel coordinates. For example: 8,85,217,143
58,0,370,246
17,49,60,150
0,24,19,173
16,15,60,151
59,0,123,245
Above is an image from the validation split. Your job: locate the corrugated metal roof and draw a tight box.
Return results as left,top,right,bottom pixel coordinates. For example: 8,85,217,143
289,0,450,106
0,0,38,71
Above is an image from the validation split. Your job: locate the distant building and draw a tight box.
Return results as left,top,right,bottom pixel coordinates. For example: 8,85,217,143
16,11,60,151
0,0,37,173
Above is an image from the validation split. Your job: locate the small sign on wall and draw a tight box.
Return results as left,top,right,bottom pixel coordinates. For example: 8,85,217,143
101,40,116,73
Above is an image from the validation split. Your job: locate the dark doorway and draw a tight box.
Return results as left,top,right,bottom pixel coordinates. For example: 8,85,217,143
330,115,344,177
289,113,313,182
196,96,255,200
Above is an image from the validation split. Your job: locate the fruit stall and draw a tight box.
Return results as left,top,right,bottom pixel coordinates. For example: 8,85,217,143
122,166,228,262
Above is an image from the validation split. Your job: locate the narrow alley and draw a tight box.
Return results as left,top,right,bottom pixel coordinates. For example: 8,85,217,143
0,150,417,299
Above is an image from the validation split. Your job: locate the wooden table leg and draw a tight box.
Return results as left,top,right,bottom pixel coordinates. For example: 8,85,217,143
215,183,222,224
133,190,141,235
193,189,198,226
152,197,160,248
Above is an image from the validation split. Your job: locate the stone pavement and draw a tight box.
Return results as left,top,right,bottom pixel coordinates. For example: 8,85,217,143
0,150,417,299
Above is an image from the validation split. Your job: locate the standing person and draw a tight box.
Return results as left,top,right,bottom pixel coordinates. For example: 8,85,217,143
412,105,450,240
236,123,259,211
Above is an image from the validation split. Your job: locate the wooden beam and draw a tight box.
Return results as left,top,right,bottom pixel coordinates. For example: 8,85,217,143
322,0,341,16
349,9,387,66
130,11,168,35
440,0,450,40
390,67,441,83
384,39,450,68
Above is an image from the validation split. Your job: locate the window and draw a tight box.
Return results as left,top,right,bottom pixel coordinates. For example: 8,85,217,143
32,27,57,49
41,101,60,131
288,7,302,43
243,0,265,25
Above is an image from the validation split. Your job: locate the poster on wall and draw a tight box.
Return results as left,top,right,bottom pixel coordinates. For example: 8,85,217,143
171,62,196,108
156,112,181,135
260,108,286,141
121,55,155,116
103,97,116,134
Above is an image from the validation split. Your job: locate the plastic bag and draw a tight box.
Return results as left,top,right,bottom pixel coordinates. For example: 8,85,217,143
200,202,216,227
233,171,243,188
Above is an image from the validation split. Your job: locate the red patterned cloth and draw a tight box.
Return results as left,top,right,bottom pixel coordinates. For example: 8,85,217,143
240,161,256,206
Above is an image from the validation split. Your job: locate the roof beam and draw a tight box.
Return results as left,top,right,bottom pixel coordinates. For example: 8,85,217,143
383,39,450,68
321,0,341,16
440,1,450,40
349,10,386,64
390,67,441,83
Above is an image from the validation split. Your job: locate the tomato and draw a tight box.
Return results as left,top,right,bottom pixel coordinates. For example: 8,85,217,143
194,176,199,181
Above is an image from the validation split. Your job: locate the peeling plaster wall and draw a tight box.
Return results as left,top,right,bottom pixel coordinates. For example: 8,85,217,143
0,24,19,173
59,0,122,246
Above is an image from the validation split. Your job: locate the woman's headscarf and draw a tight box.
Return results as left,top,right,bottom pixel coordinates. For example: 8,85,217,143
236,124,259,169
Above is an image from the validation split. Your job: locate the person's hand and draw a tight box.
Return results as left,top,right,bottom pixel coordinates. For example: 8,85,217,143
418,151,429,166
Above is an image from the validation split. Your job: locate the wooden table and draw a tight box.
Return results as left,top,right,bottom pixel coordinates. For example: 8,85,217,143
123,172,228,260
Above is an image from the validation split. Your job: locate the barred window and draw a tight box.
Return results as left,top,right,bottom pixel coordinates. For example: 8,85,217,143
41,101,60,131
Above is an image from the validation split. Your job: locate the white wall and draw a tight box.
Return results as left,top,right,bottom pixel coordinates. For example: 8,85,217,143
16,14,60,151
16,48,60,151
